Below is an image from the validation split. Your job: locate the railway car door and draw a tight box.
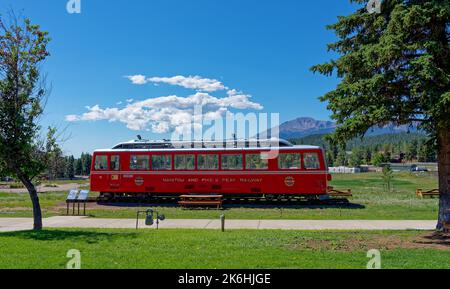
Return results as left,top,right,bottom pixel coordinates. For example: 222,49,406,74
109,155,121,190
91,154,109,191
303,152,327,194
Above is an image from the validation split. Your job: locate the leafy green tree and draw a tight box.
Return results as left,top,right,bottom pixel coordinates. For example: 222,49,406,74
46,127,64,180
349,147,364,167
418,140,437,162
383,151,392,163
405,139,419,161
371,152,385,167
326,150,335,167
312,0,449,230
0,14,51,230
335,148,348,166
0,159,6,179
362,147,372,164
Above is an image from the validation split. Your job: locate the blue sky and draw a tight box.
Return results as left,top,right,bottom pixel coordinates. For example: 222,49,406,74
0,0,360,157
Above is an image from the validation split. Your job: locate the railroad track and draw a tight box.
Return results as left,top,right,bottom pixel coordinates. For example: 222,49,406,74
97,195,351,207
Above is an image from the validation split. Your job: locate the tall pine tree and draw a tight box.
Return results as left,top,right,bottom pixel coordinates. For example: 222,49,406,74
312,0,449,229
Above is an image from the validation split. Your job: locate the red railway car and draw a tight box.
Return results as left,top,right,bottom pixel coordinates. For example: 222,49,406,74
90,139,332,200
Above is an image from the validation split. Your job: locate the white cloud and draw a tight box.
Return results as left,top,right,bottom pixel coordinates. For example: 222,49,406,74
69,75,263,134
65,115,80,122
127,75,227,92
66,92,263,133
126,75,147,85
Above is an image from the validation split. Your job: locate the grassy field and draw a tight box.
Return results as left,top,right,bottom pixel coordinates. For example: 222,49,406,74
0,179,89,188
0,172,439,220
0,229,449,269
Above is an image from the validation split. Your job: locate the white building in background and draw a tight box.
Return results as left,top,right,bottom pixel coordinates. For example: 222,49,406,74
328,166,362,174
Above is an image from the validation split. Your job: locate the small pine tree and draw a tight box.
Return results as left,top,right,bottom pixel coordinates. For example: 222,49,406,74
74,158,82,176
64,156,75,180
382,166,394,193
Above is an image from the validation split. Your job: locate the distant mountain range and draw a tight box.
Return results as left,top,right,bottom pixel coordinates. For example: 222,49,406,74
275,117,420,140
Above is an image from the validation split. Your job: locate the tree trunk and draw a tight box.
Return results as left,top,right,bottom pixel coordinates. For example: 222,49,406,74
437,128,450,231
18,175,43,231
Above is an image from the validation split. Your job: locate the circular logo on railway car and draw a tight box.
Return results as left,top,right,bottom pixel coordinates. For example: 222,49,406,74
284,176,295,187
135,177,144,186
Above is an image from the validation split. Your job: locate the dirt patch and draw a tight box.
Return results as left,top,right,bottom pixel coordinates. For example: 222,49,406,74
0,207,31,212
289,232,450,252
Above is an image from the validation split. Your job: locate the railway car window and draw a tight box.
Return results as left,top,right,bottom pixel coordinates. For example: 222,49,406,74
94,155,108,171
222,154,243,170
198,154,219,170
130,155,150,170
110,156,120,171
175,155,195,170
246,154,268,170
278,153,301,170
152,155,172,170
304,153,321,170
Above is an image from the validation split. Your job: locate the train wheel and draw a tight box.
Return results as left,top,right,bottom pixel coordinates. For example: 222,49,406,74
99,193,114,203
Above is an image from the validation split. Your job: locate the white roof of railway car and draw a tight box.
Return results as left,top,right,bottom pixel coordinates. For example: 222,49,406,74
94,145,321,153
93,138,321,153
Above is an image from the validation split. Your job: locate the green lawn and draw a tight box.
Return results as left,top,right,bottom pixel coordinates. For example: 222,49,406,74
43,179,89,185
0,191,67,215
0,172,439,220
0,229,448,269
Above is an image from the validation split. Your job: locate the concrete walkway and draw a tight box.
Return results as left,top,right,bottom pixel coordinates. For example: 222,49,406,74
0,217,437,232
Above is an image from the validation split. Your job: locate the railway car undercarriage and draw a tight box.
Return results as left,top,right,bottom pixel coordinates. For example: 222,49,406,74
97,192,351,206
